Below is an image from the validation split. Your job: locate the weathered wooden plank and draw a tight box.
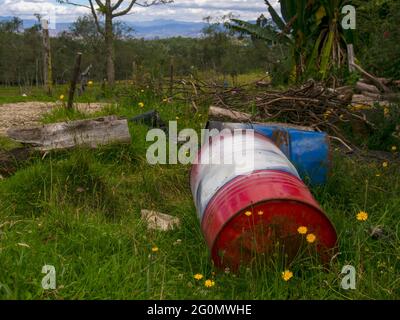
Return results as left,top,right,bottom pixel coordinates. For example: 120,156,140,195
6,116,131,151
209,105,252,122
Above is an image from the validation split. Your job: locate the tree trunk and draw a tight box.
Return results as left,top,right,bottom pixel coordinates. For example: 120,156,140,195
105,14,115,87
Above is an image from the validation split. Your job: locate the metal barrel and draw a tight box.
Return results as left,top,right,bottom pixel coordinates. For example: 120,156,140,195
190,129,337,269
207,121,331,185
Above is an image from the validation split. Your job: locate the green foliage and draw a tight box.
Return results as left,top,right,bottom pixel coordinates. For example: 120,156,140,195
0,88,400,299
354,0,400,79
229,0,351,81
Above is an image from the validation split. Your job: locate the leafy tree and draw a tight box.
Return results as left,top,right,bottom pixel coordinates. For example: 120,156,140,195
58,0,172,86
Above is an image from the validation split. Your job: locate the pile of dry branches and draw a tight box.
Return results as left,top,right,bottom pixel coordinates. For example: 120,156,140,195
172,78,374,147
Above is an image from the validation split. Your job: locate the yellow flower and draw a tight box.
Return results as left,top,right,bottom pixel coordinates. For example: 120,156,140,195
281,270,293,282
306,233,316,243
151,246,159,253
382,162,388,168
376,173,381,177
162,98,168,103
297,226,308,235
391,146,397,152
88,81,93,86
194,274,203,281
244,211,252,217
138,102,145,108
204,279,215,288
257,210,264,216
141,89,145,93
176,116,180,120
384,108,390,117
356,211,368,222
323,110,331,120
59,95,65,100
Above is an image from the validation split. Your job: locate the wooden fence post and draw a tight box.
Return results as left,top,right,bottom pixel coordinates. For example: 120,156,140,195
347,44,355,73
67,52,82,110
41,19,53,96
169,57,174,96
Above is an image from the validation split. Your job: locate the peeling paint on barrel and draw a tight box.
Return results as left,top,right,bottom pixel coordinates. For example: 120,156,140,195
191,129,338,269
206,121,331,185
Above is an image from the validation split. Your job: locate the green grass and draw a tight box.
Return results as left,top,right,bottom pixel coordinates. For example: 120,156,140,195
0,83,114,104
0,86,399,300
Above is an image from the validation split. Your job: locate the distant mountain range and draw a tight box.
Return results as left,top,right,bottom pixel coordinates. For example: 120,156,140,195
0,16,207,38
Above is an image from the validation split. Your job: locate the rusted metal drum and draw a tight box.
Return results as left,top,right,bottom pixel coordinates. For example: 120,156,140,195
207,121,331,185
190,130,337,269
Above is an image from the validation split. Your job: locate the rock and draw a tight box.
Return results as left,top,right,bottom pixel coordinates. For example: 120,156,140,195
369,226,388,240
141,209,180,231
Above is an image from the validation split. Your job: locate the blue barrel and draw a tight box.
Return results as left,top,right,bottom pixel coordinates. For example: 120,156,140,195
206,121,330,185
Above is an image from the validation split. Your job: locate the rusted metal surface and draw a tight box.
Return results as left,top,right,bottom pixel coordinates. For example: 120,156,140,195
207,121,330,185
191,131,299,220
191,128,337,269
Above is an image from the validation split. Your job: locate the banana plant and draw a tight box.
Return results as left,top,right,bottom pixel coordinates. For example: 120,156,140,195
228,0,352,80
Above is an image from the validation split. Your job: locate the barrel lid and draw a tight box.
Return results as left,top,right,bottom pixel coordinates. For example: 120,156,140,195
201,170,337,269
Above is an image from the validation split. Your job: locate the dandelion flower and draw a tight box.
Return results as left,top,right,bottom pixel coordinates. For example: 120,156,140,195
357,211,368,222
204,279,215,288
306,233,317,243
194,274,204,281
176,116,180,120
138,102,145,108
297,226,308,235
151,246,159,253
391,146,397,152
384,108,390,117
281,270,293,282
383,162,388,168
88,81,93,86
59,95,65,100
162,98,168,103
244,211,252,217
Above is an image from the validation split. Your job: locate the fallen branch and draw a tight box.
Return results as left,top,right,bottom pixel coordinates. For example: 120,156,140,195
7,116,131,151
351,63,391,93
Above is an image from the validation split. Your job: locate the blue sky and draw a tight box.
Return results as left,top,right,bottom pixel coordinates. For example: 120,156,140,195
0,0,279,22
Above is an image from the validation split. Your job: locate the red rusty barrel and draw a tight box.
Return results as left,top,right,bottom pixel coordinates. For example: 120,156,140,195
190,130,337,269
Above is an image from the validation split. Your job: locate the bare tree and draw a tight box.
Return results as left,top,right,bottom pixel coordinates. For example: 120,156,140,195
58,0,173,86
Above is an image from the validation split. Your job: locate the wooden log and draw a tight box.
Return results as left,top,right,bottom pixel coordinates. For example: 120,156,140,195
209,106,252,122
356,81,380,94
351,62,391,93
68,52,82,109
351,94,390,108
6,116,131,151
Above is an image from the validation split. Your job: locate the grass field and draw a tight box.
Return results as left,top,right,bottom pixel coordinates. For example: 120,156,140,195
0,85,399,300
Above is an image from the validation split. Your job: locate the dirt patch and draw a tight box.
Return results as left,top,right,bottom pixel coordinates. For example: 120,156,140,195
0,102,108,135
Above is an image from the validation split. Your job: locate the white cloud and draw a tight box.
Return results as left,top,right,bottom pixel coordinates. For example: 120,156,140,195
0,0,280,22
